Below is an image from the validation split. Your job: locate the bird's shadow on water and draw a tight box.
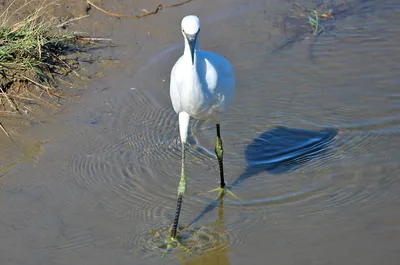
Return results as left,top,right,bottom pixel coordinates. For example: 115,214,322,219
189,126,338,226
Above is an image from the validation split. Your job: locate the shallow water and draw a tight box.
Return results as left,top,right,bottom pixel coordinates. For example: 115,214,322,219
1,0,400,264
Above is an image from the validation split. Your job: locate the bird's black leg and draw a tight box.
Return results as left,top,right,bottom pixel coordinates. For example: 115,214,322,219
215,124,225,188
171,193,183,239
209,124,239,200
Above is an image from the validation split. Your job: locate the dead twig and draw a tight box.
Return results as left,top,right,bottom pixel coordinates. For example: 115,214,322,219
0,121,18,147
57,15,90,28
24,89,59,109
22,76,62,99
0,87,18,112
5,94,36,101
75,36,112,42
0,111,18,116
86,0,192,19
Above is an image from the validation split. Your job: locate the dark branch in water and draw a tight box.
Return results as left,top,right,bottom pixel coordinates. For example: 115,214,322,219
0,121,18,147
86,0,193,19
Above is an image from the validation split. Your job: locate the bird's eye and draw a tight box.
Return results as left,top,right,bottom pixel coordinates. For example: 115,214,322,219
182,29,185,33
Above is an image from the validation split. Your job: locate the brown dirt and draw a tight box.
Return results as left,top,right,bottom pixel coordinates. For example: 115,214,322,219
0,1,95,155
0,0,89,24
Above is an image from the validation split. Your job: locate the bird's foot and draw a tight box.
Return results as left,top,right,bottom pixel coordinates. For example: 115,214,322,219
161,237,178,258
161,235,191,257
165,237,179,249
208,186,241,200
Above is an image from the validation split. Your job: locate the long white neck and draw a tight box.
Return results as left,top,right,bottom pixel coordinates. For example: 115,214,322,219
183,36,199,68
183,40,201,94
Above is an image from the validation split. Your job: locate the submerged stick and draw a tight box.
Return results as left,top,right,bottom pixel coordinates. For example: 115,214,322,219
0,121,18,147
86,0,192,19
75,36,112,42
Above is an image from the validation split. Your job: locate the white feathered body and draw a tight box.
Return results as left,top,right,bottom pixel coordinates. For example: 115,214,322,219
170,50,235,122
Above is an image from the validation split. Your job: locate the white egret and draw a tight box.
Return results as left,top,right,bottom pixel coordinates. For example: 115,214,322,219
169,15,236,239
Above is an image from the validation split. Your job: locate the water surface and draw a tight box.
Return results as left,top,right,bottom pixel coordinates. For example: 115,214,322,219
1,0,400,264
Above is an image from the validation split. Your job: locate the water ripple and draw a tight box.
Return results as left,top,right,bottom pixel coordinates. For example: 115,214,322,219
65,3,400,253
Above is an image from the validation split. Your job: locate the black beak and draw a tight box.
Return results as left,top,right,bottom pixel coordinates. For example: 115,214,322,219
185,34,197,65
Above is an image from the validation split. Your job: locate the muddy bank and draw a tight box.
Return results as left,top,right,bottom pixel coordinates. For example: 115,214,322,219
0,0,110,165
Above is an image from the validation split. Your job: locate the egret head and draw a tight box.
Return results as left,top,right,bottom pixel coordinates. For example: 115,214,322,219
181,15,200,65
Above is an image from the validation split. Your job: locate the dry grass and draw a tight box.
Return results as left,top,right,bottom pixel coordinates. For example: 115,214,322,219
0,0,99,115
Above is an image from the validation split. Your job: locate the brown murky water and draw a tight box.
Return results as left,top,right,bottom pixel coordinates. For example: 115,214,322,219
1,0,400,264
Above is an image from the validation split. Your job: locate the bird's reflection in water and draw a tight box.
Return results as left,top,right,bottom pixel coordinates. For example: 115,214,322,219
180,198,230,265
143,200,229,258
